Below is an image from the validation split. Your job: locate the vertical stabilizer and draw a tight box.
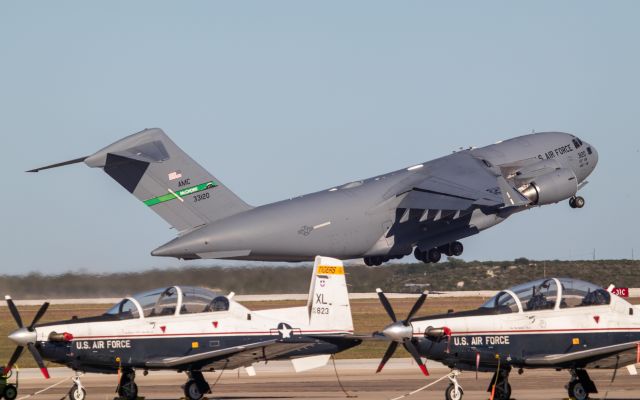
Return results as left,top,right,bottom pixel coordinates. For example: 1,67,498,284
306,256,353,333
81,128,252,233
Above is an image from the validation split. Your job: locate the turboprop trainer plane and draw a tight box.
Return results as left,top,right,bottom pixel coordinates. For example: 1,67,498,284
4,256,359,400
375,278,639,400
29,129,598,265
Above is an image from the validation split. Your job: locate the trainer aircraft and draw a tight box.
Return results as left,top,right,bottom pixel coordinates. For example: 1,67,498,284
3,256,359,400
29,128,598,265
375,278,639,400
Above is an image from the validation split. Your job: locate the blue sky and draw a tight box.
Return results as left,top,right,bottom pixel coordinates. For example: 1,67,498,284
1,2,638,274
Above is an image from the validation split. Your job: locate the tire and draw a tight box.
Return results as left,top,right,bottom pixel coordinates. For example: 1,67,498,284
494,382,511,400
451,241,464,256
118,381,138,400
413,248,427,263
568,381,589,400
445,383,463,400
569,197,576,208
184,380,204,400
574,196,585,209
68,384,86,400
427,248,442,263
4,384,18,400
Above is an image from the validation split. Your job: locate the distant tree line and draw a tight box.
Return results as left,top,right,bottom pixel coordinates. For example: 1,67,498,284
1,259,640,299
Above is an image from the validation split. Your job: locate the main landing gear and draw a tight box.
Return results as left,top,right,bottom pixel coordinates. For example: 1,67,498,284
487,367,512,400
414,241,463,264
363,254,405,266
116,369,138,400
566,369,597,400
183,370,211,400
569,196,585,209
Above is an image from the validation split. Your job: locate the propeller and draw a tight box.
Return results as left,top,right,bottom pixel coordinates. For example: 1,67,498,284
4,295,50,379
375,289,429,376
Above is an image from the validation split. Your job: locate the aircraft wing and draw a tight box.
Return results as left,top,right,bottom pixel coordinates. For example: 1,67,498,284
524,341,640,369
398,151,528,211
145,338,316,370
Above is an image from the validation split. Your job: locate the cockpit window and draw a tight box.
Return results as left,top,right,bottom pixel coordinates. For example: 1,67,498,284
147,287,178,317
104,299,140,320
129,288,172,318
490,278,559,312
180,286,229,314
480,291,519,313
572,138,583,149
559,278,610,307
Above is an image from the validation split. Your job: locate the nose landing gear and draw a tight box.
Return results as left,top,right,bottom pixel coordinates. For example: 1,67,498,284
68,375,86,400
445,369,463,400
569,196,585,209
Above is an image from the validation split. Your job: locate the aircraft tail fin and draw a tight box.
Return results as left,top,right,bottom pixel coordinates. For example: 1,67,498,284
29,128,252,233
306,256,353,333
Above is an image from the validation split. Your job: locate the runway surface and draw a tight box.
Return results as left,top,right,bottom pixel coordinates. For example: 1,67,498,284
11,359,640,400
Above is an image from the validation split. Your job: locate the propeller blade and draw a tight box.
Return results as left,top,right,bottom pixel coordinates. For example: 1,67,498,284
3,346,24,374
403,339,429,376
5,296,23,328
27,343,49,379
376,288,397,322
405,291,428,322
28,302,50,330
376,341,398,373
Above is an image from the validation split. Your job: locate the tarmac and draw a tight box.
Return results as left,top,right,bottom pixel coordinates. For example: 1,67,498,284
9,359,640,400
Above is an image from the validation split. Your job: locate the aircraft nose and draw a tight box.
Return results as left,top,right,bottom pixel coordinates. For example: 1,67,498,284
8,327,36,346
588,144,598,170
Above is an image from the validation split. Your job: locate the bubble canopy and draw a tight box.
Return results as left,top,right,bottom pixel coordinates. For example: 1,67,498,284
104,286,230,320
480,278,610,314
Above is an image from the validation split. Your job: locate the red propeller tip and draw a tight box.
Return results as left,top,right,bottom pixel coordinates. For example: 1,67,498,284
40,367,50,379
376,363,385,373
419,364,429,377
2,366,11,375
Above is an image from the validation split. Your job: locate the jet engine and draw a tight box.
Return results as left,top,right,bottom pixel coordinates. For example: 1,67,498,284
518,168,578,205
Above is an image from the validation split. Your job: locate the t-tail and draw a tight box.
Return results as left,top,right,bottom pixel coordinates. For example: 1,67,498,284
28,128,252,234
306,256,354,333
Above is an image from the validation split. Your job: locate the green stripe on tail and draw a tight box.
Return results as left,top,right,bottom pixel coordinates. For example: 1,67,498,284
143,181,218,206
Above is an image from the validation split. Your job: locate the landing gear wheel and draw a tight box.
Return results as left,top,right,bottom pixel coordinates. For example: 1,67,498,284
118,381,138,400
184,379,204,400
427,248,442,263
570,196,585,209
3,384,18,400
413,248,427,263
568,381,589,400
450,241,464,256
493,382,511,400
445,383,463,400
68,384,86,400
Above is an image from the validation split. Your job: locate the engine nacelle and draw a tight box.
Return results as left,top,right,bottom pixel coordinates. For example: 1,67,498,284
519,168,578,205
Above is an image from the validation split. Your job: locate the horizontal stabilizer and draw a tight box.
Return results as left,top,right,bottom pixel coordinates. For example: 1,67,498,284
26,156,88,173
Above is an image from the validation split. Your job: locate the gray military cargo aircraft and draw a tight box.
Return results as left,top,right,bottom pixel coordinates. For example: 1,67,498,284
30,129,597,265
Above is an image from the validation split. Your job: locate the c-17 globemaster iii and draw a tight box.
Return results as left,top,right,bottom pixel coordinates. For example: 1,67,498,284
29,129,597,265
